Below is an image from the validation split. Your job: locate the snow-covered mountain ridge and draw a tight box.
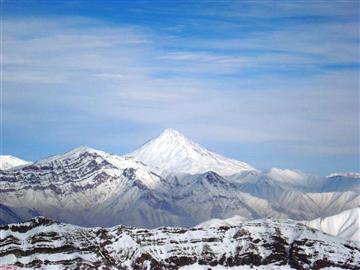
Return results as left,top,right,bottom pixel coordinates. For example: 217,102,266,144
196,207,360,242
0,128,359,230
196,215,249,229
0,146,176,227
1,216,359,269
0,146,165,194
327,172,360,178
0,155,31,170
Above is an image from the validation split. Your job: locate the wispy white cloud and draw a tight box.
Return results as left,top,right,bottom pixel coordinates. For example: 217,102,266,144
3,4,359,172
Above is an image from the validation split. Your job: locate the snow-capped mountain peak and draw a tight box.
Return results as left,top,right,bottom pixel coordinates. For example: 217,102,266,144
128,128,256,176
159,127,186,139
0,155,31,170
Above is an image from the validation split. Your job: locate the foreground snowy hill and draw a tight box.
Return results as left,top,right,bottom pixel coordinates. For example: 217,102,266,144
1,216,359,269
0,155,30,170
128,128,256,176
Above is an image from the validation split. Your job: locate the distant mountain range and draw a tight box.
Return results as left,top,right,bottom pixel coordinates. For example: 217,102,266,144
1,128,359,230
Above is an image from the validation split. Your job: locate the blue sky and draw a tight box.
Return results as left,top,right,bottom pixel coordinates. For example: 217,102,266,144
2,0,359,175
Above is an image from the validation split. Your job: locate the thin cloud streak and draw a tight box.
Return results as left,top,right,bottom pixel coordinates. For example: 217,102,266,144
2,1,359,175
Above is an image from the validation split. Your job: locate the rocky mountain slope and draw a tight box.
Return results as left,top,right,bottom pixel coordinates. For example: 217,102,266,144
1,216,359,269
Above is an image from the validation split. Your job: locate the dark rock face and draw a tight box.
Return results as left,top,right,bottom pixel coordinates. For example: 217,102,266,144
0,217,359,269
